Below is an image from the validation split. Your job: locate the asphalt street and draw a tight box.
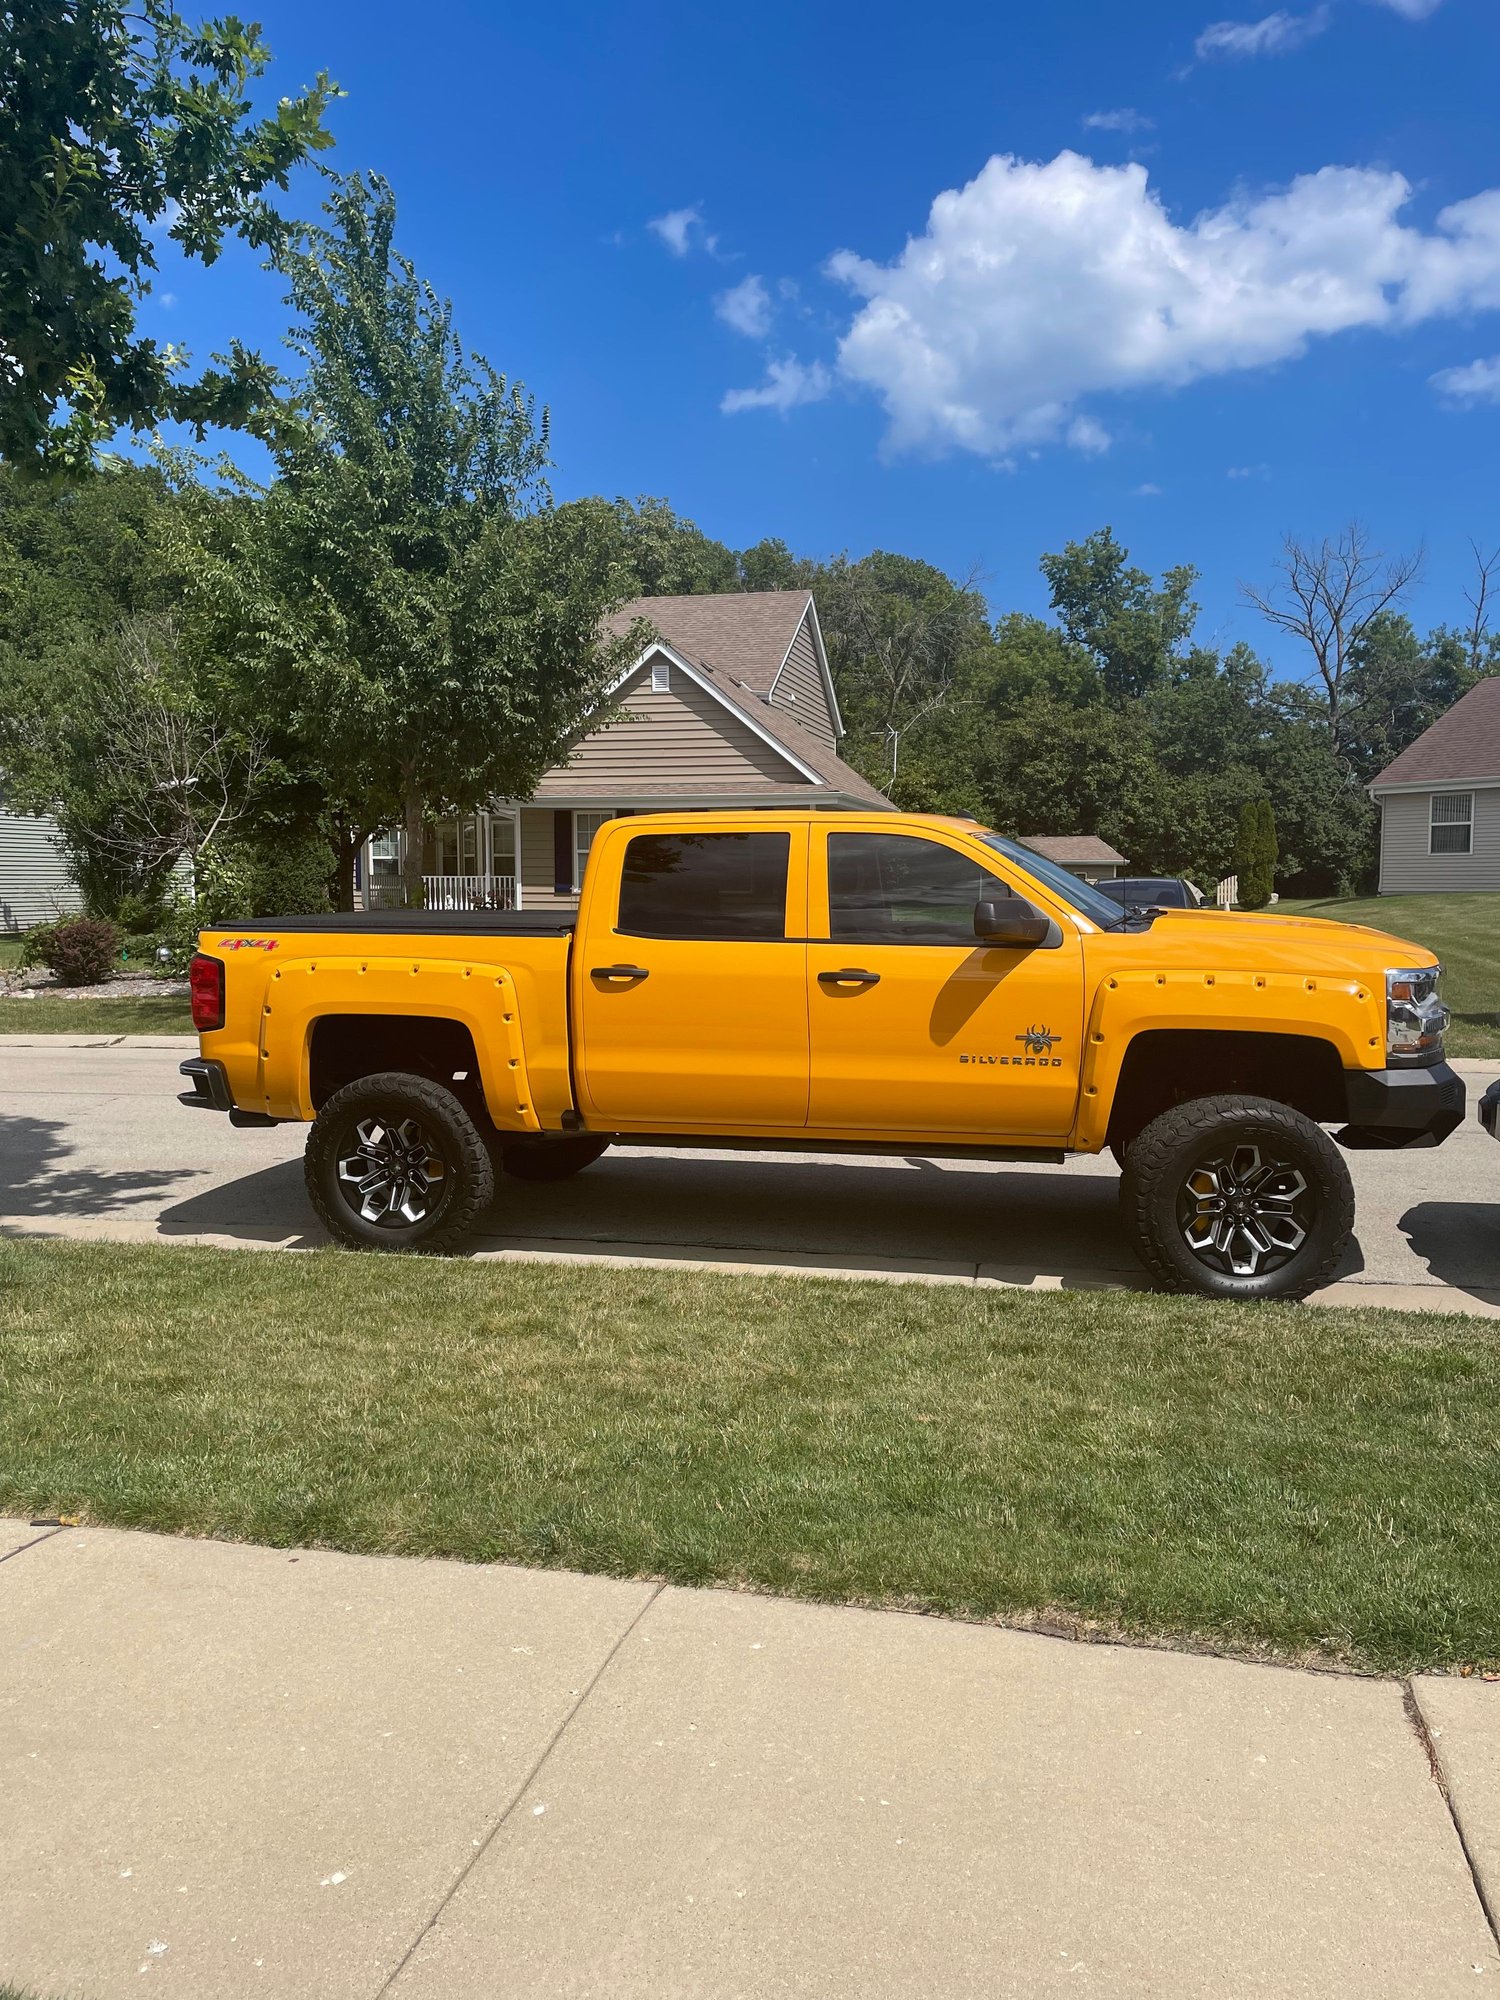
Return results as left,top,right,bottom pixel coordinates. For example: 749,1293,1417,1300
1,1036,1496,1311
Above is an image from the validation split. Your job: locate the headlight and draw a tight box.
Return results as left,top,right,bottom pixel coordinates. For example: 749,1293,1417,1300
1386,965,1450,1064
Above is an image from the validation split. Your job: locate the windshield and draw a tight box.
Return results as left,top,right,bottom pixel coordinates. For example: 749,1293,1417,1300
978,833,1136,929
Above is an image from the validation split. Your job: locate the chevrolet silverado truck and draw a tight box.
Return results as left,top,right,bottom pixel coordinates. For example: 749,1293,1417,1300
179,811,1464,1301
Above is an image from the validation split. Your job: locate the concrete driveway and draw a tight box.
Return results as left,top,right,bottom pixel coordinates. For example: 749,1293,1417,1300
1,1036,1497,1313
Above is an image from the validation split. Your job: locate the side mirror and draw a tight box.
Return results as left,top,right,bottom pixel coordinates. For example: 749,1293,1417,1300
974,896,1051,947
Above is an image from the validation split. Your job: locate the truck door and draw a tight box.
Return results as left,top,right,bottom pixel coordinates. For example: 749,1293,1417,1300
574,824,809,1131
807,827,1084,1140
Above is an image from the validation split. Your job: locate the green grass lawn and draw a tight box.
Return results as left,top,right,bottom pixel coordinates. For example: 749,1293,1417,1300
1281,891,1500,1058
4,1237,1500,1675
0,996,191,1034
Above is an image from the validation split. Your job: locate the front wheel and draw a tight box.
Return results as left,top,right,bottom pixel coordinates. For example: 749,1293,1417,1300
305,1071,494,1253
1119,1095,1354,1302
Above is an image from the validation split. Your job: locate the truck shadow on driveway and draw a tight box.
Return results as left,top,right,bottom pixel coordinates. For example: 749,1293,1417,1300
0,1112,196,1218
1397,1201,1500,1309
154,1148,1153,1286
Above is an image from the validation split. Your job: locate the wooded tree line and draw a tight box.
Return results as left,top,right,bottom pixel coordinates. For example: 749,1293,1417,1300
3,0,1495,924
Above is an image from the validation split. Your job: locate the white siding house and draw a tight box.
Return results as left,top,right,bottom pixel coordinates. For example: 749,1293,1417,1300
0,804,82,931
1369,678,1500,894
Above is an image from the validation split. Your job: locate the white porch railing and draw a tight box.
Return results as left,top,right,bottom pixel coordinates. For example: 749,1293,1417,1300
368,873,516,911
1216,875,1238,909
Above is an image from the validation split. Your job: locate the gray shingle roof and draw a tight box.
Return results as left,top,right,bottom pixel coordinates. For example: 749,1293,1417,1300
1370,676,1500,788
606,591,813,693
1020,834,1127,866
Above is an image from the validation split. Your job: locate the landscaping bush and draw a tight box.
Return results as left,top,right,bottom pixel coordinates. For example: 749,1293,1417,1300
114,891,163,935
32,915,121,986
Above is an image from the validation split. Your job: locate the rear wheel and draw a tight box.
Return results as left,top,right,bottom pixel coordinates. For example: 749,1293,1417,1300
501,1136,611,1182
305,1071,494,1253
1119,1094,1353,1301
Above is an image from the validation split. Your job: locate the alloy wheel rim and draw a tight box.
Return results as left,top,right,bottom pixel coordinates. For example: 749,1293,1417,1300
335,1114,448,1228
1176,1141,1312,1279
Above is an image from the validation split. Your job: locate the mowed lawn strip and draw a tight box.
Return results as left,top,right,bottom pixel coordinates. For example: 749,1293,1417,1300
0,996,191,1034
4,1238,1500,1673
1281,891,1500,1058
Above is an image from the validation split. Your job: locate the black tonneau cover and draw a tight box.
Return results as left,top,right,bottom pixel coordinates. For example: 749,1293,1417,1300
222,910,576,937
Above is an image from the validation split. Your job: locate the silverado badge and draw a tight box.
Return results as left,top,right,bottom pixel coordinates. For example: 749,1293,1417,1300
959,1024,1064,1069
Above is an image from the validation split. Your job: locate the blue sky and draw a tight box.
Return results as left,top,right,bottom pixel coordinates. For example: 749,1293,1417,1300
143,0,1500,674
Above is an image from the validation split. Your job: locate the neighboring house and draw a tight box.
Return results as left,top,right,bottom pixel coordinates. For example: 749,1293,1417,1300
367,590,894,910
0,800,82,932
1017,834,1127,883
1368,676,1500,894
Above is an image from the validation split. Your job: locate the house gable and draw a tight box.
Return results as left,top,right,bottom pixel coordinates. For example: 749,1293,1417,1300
766,602,840,749
530,650,821,801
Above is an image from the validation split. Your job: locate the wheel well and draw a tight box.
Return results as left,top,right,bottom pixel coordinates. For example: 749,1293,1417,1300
1106,1030,1345,1152
308,1014,488,1125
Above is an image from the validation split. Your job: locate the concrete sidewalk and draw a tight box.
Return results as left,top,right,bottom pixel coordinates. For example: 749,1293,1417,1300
3,1522,1500,1998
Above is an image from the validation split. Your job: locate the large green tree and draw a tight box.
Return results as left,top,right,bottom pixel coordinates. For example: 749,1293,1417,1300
172,173,640,908
1,0,337,472
1040,527,1199,702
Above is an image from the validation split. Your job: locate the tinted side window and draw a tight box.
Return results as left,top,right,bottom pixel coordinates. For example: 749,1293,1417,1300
828,833,1000,945
617,832,790,940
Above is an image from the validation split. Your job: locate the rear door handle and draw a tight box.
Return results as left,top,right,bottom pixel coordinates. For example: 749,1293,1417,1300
591,963,650,982
818,968,881,988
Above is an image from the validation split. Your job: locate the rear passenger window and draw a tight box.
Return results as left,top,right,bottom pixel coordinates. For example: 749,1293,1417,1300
617,832,790,940
828,832,1000,945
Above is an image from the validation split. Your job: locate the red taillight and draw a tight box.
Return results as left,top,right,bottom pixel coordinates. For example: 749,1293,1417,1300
189,953,225,1032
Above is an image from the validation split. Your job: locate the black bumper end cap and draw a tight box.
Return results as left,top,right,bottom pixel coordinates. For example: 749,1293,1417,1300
178,1057,233,1113
1481,1079,1500,1141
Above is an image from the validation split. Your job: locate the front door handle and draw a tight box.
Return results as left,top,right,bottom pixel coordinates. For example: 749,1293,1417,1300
818,968,881,989
591,963,650,982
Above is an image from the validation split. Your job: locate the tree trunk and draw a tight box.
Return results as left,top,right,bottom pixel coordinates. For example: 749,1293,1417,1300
402,776,426,909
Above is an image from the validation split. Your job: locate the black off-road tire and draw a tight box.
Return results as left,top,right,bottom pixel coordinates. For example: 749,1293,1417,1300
1120,1094,1354,1302
500,1136,611,1182
305,1070,494,1254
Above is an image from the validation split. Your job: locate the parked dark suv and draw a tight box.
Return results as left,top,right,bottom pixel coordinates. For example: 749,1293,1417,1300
1094,876,1207,912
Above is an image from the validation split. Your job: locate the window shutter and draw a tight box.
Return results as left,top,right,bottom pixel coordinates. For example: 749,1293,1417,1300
553,812,574,895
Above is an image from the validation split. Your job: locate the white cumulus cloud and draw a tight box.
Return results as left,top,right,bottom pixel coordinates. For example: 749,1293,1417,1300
1431,355,1500,405
825,150,1500,459
721,357,832,416
1194,7,1330,59
715,274,773,338
1372,0,1442,15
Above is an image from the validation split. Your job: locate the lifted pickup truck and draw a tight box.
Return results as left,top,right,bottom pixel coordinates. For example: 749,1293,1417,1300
181,811,1464,1301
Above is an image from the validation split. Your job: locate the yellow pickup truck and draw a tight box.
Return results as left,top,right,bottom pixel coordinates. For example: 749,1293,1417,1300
179,810,1463,1301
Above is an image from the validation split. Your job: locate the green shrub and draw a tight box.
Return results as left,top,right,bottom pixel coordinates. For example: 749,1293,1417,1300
34,915,121,986
114,891,163,935
17,920,61,971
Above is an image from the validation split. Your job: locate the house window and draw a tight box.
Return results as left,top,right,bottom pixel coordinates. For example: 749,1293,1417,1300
574,809,612,890
1430,792,1473,855
369,832,401,880
650,657,671,693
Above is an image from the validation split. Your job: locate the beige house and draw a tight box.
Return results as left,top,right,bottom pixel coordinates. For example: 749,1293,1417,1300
364,590,892,909
1369,676,1500,894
